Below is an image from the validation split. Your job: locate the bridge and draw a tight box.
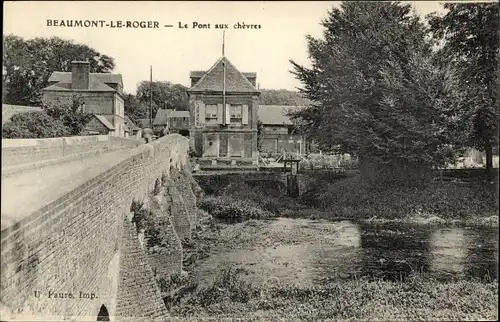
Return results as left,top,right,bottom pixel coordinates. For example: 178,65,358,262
0,134,353,321
192,169,353,196
1,134,196,321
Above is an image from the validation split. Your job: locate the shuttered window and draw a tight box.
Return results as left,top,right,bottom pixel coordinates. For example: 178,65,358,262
205,104,218,124
230,104,242,124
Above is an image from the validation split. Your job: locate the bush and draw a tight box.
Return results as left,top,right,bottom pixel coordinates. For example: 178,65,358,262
130,199,164,248
359,160,433,189
185,264,257,307
2,111,70,138
301,174,498,220
197,196,274,221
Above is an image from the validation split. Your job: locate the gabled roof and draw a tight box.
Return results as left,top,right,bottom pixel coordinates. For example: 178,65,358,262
257,105,305,126
48,72,123,86
124,115,140,131
153,109,173,126
189,56,259,93
94,115,115,130
2,104,43,125
153,109,191,126
44,72,123,92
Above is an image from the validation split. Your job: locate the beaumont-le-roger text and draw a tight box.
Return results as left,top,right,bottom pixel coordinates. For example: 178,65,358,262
46,20,261,29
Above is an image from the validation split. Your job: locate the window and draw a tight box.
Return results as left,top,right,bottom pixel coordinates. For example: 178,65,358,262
205,105,218,118
230,105,242,118
230,104,242,123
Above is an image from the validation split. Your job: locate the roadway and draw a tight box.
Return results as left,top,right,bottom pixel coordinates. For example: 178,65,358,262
1,149,135,231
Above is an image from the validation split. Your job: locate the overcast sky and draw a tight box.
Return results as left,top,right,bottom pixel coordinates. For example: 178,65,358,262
4,1,447,94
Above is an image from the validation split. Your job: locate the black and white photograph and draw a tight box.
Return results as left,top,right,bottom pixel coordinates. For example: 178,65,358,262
1,1,499,321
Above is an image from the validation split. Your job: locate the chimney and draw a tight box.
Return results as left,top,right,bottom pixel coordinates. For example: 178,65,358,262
71,61,90,89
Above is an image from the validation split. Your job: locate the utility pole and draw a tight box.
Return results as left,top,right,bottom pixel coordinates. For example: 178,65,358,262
222,31,226,125
149,65,153,128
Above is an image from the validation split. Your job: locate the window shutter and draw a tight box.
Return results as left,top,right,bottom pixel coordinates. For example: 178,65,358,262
242,105,249,125
217,104,223,124
226,104,231,124
198,101,205,125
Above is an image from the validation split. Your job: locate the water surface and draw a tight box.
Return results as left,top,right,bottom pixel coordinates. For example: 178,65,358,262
197,219,498,286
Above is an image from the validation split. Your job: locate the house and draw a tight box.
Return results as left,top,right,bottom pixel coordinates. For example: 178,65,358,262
187,56,260,167
258,105,306,156
124,115,142,138
42,61,126,137
2,104,43,125
153,108,190,137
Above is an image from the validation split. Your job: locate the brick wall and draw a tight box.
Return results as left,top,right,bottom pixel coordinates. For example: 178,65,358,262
0,134,191,321
42,91,115,115
2,135,144,173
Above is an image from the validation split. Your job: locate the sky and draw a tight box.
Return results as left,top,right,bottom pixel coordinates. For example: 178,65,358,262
4,1,448,94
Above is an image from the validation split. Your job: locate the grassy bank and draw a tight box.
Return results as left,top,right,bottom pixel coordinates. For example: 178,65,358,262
169,265,498,321
197,175,498,226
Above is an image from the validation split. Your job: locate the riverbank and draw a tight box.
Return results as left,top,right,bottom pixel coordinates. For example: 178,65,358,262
166,216,498,321
171,272,498,321
197,175,499,227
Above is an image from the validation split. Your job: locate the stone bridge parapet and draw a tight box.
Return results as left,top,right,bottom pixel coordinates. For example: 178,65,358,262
0,134,195,321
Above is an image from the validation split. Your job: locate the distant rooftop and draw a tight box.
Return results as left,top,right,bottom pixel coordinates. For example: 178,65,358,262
258,105,305,125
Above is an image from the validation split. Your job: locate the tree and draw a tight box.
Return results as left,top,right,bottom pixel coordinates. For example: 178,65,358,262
290,2,459,185
2,112,70,138
3,35,115,106
136,81,189,120
428,3,499,180
43,96,94,135
124,93,145,124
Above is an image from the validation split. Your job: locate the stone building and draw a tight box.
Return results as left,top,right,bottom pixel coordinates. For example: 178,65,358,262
42,61,126,137
153,109,190,137
258,105,306,156
187,56,260,167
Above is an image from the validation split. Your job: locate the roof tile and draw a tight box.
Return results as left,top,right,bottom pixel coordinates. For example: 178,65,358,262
189,56,258,93
257,105,304,125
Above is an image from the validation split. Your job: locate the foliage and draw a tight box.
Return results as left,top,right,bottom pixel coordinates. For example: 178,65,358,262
171,264,498,321
123,93,144,124
158,272,188,294
2,96,93,138
256,120,264,152
197,196,275,221
222,181,301,215
136,81,189,119
300,175,499,220
259,89,312,106
43,96,94,135
428,3,499,179
3,34,115,105
289,2,461,180
153,178,162,195
2,111,70,138
130,200,164,248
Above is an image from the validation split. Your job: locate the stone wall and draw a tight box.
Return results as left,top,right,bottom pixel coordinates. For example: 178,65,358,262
1,135,144,174
0,134,192,321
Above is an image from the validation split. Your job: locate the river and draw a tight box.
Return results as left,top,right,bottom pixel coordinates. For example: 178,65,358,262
195,218,498,287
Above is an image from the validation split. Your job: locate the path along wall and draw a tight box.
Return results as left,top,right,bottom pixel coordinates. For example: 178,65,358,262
0,134,192,321
1,135,144,175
